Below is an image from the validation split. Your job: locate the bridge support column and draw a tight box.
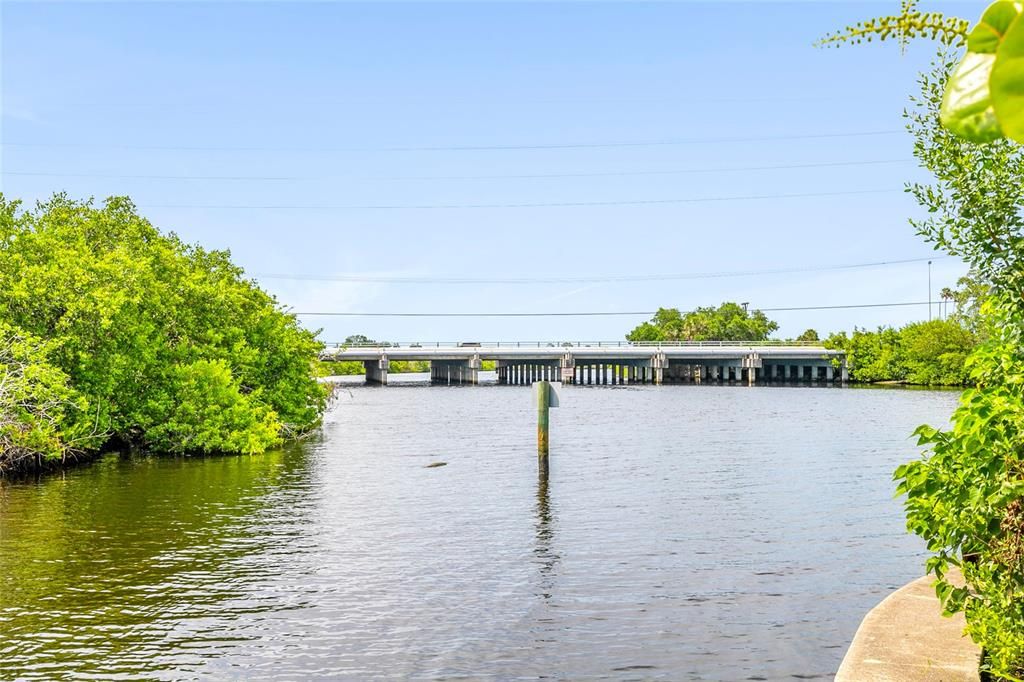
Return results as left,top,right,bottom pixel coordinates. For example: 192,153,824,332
365,357,389,385
651,351,666,385
431,359,479,385
561,354,575,384
741,353,762,387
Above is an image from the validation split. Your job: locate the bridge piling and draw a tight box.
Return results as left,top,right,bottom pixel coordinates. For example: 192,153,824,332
365,358,389,385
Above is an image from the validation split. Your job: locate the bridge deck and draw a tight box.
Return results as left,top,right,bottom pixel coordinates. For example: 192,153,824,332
321,342,846,386
324,343,842,362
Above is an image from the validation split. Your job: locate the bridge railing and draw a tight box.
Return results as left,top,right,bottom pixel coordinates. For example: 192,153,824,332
323,340,828,350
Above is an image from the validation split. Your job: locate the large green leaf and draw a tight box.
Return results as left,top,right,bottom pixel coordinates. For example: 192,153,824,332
941,1,1024,143
991,9,1024,142
941,51,1003,142
967,1,1023,53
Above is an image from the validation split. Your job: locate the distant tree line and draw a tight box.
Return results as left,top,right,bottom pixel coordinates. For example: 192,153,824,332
626,302,779,342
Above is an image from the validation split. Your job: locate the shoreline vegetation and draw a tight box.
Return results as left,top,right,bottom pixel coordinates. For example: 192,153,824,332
0,195,328,476
818,3,1024,670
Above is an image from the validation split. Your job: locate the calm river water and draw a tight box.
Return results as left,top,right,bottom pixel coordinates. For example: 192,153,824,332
0,376,960,680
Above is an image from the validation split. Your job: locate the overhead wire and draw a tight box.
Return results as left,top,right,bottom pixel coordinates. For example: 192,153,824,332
293,301,936,317
254,256,949,285
0,129,903,153
0,158,912,182
139,188,899,211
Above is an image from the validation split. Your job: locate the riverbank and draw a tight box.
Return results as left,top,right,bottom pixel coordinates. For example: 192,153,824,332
837,571,979,681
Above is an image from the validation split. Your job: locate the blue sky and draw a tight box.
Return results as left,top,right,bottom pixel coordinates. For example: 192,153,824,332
1,1,980,343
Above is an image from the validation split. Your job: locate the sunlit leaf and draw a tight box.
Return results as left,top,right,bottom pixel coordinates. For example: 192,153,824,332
940,51,1004,142
967,1,1023,53
991,10,1024,142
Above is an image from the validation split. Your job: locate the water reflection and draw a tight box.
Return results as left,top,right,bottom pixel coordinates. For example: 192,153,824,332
534,470,558,600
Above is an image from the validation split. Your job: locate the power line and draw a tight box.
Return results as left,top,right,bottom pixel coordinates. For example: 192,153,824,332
0,158,913,182
255,256,949,285
141,188,898,211
387,159,913,181
0,129,903,153
293,301,933,317
1,171,296,181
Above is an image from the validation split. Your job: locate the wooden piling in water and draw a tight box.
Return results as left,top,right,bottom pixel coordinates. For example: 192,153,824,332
537,380,550,474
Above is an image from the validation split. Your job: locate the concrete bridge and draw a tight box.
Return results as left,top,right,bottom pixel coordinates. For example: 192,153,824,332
322,341,847,386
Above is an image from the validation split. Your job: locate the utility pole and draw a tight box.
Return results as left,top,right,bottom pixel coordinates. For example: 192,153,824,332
741,301,749,314
928,261,932,321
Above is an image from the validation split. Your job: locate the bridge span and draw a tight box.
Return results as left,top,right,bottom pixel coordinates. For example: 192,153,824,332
322,341,847,386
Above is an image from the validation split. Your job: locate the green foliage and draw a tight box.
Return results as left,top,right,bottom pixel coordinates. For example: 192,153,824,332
826,327,903,383
942,270,992,334
909,59,1024,280
817,0,968,50
990,2,1024,144
625,321,665,343
0,323,104,472
146,360,281,455
795,328,820,342
903,320,976,385
942,51,1003,142
891,60,1024,678
0,194,328,462
824,319,975,386
320,359,437,375
343,334,375,346
319,360,368,376
821,1,1024,145
897,362,1024,679
626,303,779,342
940,2,1024,143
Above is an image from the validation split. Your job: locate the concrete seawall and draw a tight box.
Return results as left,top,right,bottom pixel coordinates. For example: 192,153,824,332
836,572,979,681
